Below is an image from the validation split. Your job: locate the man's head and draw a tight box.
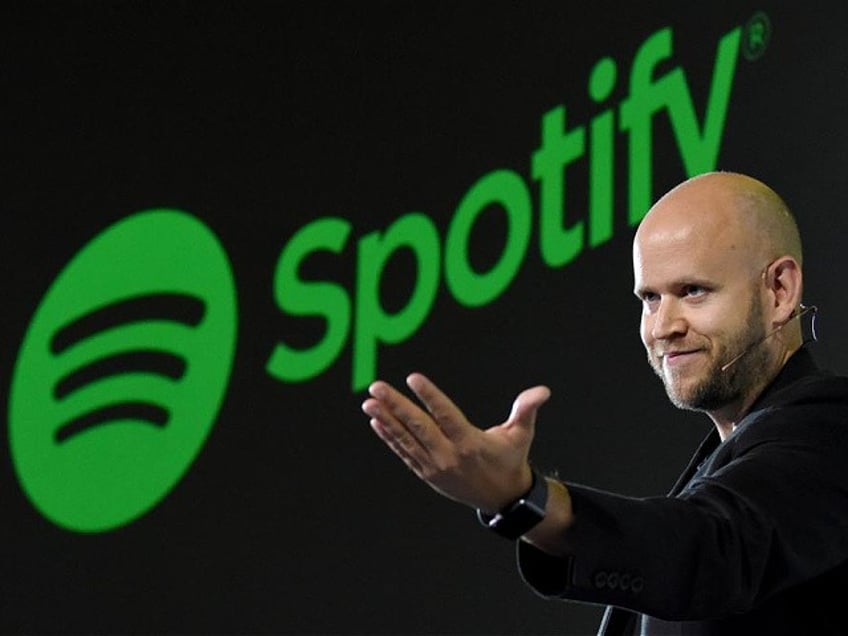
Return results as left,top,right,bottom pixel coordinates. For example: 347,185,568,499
632,172,803,429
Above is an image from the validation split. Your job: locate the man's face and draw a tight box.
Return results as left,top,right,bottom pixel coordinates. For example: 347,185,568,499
633,214,769,413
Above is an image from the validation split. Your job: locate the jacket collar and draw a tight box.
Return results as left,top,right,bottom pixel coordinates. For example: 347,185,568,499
746,346,823,413
668,346,822,496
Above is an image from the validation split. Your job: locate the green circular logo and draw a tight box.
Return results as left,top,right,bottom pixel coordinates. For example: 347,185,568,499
8,209,238,533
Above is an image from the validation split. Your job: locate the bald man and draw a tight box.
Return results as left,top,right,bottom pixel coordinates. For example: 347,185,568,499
362,172,848,634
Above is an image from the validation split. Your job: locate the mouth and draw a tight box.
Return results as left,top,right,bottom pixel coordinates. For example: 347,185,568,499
660,349,702,367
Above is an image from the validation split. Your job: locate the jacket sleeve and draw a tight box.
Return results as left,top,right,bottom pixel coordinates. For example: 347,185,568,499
517,402,848,621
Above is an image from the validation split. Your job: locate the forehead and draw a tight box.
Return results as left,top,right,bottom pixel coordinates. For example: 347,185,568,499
632,209,755,291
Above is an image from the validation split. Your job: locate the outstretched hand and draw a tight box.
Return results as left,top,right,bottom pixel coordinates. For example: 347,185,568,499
362,373,551,513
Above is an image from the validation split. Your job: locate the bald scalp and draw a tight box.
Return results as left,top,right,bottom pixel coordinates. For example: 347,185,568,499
642,171,802,267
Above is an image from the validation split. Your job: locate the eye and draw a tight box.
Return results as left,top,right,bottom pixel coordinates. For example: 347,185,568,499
682,284,708,298
638,291,660,308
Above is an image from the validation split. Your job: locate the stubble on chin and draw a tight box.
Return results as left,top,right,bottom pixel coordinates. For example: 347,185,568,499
649,351,727,412
650,322,769,413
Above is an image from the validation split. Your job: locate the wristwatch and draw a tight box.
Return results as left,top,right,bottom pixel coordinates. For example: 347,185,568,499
476,468,548,540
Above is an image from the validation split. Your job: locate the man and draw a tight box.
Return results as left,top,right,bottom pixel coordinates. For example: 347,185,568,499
361,172,848,634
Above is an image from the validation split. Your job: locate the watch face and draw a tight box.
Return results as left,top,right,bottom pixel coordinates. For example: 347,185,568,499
483,472,548,539
495,501,546,539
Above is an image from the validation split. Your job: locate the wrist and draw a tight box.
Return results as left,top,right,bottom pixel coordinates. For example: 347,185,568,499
521,478,574,556
476,467,548,540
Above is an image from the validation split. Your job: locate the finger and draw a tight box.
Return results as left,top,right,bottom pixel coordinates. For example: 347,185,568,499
367,381,447,453
506,385,551,431
364,406,428,473
362,396,427,458
369,418,425,475
405,373,472,441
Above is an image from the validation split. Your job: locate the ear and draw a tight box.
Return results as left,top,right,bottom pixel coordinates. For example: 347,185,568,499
764,256,803,325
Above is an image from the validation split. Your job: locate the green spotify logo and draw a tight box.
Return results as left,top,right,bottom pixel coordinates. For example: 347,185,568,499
8,210,238,533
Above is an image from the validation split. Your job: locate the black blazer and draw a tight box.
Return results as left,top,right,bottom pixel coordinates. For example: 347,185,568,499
518,348,848,634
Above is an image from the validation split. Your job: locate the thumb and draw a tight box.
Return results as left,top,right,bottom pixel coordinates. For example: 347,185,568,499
507,385,551,430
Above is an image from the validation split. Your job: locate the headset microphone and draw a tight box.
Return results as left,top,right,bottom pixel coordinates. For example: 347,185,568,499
720,304,818,373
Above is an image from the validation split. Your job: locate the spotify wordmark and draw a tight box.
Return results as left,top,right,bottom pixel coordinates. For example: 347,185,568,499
9,210,238,532
7,14,763,534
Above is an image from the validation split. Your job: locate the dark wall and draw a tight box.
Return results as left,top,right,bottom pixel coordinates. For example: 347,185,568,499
2,2,847,634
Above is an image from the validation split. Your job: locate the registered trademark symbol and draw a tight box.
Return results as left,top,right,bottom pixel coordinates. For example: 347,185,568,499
742,11,771,61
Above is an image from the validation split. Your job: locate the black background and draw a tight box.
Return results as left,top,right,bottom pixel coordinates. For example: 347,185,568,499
3,2,848,634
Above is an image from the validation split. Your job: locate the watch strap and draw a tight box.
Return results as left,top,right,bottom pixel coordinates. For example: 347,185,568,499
476,468,548,540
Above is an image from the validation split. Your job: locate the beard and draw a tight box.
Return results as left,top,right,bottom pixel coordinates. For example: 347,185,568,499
650,297,770,413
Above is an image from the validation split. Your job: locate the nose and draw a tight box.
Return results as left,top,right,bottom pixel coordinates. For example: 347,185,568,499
649,297,687,341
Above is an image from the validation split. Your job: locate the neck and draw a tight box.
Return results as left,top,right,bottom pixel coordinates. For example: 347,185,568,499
708,341,799,441
708,399,758,441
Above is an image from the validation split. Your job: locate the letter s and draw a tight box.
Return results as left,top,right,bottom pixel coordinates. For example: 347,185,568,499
266,217,352,382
